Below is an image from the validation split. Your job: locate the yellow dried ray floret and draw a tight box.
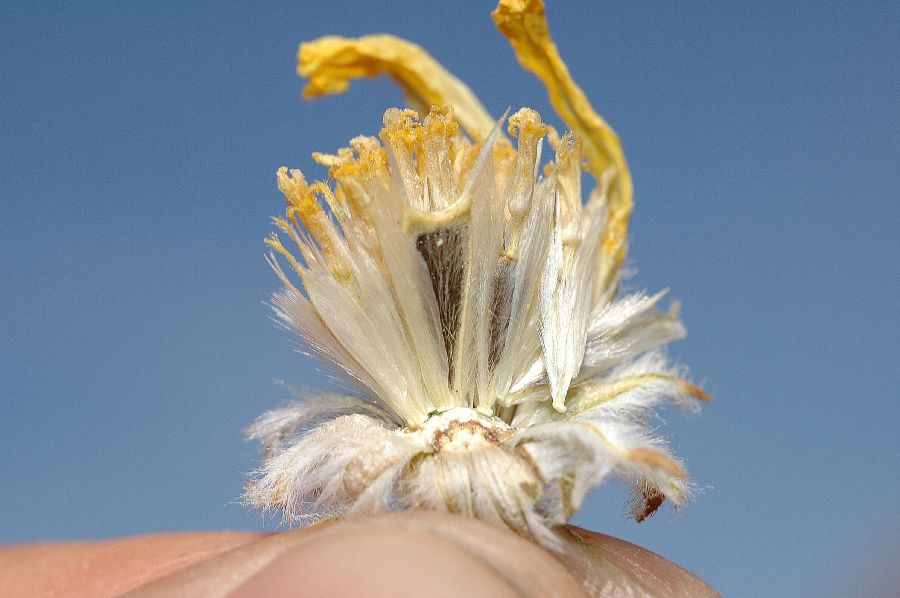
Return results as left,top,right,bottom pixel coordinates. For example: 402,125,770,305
300,35,495,142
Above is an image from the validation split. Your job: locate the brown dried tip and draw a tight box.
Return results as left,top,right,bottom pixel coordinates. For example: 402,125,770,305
680,380,712,402
633,487,666,522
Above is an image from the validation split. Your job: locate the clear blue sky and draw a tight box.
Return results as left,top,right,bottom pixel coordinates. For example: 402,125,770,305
1,1,898,596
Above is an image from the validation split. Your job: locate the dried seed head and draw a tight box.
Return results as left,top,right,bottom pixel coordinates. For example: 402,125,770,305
247,0,708,555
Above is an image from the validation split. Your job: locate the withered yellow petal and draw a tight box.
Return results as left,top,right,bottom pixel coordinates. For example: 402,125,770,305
493,0,634,281
299,34,495,142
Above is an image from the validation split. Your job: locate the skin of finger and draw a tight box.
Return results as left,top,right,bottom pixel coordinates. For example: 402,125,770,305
228,513,587,598
0,531,264,598
121,522,340,598
0,513,719,597
563,526,721,598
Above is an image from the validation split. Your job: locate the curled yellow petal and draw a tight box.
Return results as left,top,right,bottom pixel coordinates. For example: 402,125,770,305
492,0,634,285
299,35,495,142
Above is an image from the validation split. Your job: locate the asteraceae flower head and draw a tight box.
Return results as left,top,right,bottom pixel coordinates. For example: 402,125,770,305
247,0,708,548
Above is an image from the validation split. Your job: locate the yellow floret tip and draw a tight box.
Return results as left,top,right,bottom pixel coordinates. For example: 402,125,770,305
275,167,350,279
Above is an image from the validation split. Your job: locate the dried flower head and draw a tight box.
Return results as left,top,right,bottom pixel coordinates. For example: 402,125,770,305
246,0,708,549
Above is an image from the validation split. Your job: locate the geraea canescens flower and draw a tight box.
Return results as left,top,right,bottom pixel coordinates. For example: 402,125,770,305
246,0,709,554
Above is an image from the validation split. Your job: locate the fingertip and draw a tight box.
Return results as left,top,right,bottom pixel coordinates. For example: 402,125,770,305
121,515,717,598
560,526,720,598
229,513,585,598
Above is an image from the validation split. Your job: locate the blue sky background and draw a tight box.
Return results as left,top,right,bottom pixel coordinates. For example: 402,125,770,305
1,1,898,595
